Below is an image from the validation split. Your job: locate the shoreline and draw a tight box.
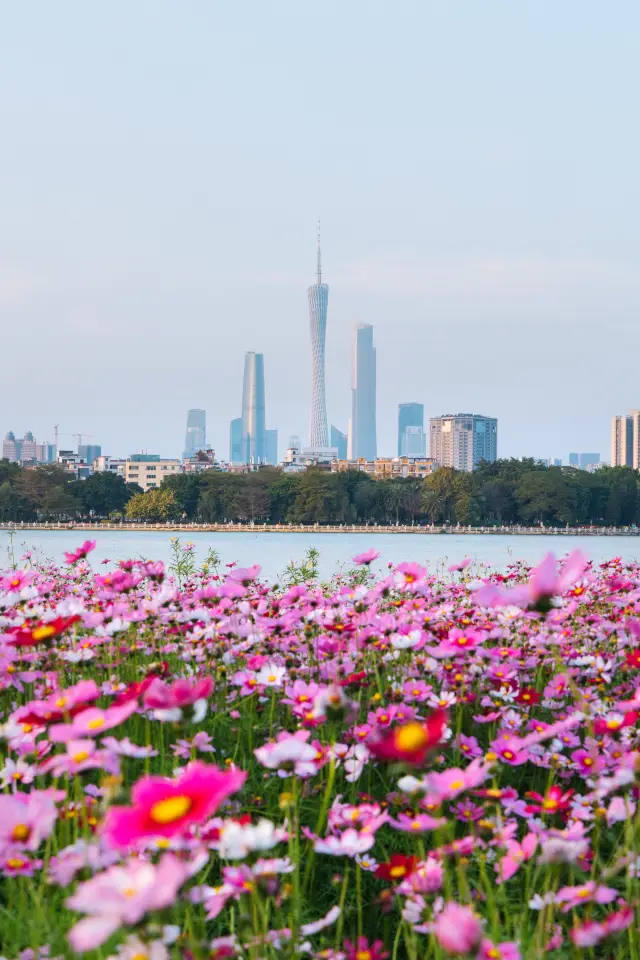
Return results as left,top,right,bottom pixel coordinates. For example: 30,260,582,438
0,523,639,537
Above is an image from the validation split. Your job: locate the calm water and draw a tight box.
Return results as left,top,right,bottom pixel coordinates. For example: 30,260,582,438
1,529,639,581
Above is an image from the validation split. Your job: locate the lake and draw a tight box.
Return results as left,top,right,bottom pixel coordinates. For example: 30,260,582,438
1,529,639,581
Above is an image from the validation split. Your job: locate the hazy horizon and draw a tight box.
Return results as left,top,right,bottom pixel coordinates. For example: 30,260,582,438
2,2,639,463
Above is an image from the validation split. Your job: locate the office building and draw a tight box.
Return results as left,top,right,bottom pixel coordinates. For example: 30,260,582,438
429,414,497,472
569,453,579,467
95,456,126,477
611,415,633,467
229,418,243,464
124,455,181,492
308,225,329,448
332,457,438,480
241,352,266,463
266,429,278,465
3,431,55,464
78,444,102,466
347,323,377,461
398,403,424,456
579,452,600,470
57,450,93,479
331,425,348,460
183,409,206,460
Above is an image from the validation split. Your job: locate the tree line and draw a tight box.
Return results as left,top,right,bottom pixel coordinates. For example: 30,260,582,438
2,458,640,527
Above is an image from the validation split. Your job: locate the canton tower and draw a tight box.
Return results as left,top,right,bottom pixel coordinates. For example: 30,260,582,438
308,223,329,447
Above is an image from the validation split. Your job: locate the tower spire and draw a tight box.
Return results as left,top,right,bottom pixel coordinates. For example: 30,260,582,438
316,219,322,285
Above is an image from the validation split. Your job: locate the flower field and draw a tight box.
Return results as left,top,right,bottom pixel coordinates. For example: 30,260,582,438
1,541,640,959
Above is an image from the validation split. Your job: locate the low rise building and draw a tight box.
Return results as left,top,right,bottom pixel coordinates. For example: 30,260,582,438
331,457,438,479
124,455,181,492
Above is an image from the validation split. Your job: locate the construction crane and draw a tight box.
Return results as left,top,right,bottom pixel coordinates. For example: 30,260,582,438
53,426,92,453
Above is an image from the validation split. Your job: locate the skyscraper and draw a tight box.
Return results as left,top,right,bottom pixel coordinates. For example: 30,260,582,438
429,414,497,472
241,351,266,463
331,425,348,460
183,409,206,460
229,417,243,463
579,453,600,470
308,225,329,447
611,415,634,467
398,403,424,456
569,453,579,467
347,324,377,461
266,429,278,465
78,444,102,466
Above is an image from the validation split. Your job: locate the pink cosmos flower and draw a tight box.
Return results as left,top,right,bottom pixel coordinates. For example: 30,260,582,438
389,813,447,833
394,561,427,588
310,828,375,857
352,549,380,566
555,881,617,912
102,761,247,849
475,551,587,609
448,558,472,573
0,791,58,853
478,940,520,960
426,760,491,802
495,833,537,883
227,565,261,584
49,700,138,742
66,854,189,950
40,738,120,778
143,676,213,722
433,902,483,955
254,730,320,778
64,540,97,564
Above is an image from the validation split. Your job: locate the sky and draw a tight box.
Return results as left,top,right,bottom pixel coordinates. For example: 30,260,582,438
1,1,639,463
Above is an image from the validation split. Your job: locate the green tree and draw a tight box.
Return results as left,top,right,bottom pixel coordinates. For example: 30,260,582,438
0,481,20,520
41,486,79,519
126,488,178,521
72,472,134,518
161,474,203,519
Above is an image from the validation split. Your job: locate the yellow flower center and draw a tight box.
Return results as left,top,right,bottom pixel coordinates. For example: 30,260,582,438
356,952,372,960
149,794,192,824
131,953,148,960
449,779,464,790
11,824,30,842
87,717,105,730
55,697,68,708
268,675,277,682
8,858,24,870
389,865,406,878
32,625,56,641
73,751,90,763
577,888,590,899
394,722,428,753
123,887,137,898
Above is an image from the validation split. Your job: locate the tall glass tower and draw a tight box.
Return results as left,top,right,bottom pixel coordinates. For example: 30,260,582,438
308,224,329,447
183,408,206,459
241,352,266,463
347,324,377,461
398,403,424,456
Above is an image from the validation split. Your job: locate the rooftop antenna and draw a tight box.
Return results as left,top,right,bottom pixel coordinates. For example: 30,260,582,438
316,219,322,285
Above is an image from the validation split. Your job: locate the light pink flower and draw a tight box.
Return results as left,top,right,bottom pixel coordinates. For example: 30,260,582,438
433,902,483,955
49,700,138,742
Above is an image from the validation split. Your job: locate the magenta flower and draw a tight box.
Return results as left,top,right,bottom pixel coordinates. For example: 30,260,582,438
352,549,380,566
49,700,138,742
478,940,520,960
64,540,97,564
555,881,617,912
66,854,189,950
495,833,537,883
102,761,246,849
433,902,483,955
0,791,58,853
475,551,587,609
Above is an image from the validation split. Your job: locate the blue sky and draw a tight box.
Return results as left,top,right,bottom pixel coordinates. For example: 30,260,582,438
1,1,639,461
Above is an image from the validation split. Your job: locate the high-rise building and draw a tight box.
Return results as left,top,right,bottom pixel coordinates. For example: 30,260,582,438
331,425,348,460
241,352,266,463
3,430,55,463
183,409,206,460
347,324,377,461
229,417,243,463
398,403,424,456
403,426,427,457
308,225,329,448
78,444,102,466
266,429,278,465
429,414,497,472
579,452,600,470
611,415,634,467
569,453,579,467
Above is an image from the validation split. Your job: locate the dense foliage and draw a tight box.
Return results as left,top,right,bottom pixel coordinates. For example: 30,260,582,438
3,458,640,527
1,542,640,960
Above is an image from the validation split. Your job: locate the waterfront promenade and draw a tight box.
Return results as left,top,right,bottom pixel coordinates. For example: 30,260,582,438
0,521,638,536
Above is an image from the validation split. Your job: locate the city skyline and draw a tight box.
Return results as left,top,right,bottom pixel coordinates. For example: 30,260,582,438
308,225,329,448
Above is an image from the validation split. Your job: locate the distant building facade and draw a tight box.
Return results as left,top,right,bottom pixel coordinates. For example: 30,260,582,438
241,352,266,463
183,409,206,460
266,429,278,465
429,414,497,472
308,228,329,448
124,455,181,492
229,418,243,463
579,452,600,470
398,403,424,457
95,456,126,477
3,431,55,464
330,425,348,460
78,444,102,466
612,412,639,468
332,457,438,480
569,453,579,467
347,324,376,461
